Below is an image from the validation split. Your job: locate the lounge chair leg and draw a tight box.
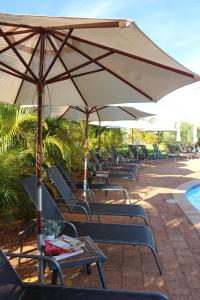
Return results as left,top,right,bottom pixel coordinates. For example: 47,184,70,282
18,235,25,265
96,262,107,289
97,214,101,223
123,190,130,204
150,247,163,275
51,270,59,285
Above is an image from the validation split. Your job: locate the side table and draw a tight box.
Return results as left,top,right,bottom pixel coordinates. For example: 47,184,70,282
45,236,108,288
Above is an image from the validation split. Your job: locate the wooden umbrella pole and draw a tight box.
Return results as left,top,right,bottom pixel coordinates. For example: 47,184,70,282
157,131,160,159
36,31,45,283
83,111,89,194
97,111,102,173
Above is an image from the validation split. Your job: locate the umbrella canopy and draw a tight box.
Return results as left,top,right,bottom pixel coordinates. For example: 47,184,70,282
44,105,153,121
0,13,199,107
176,122,181,143
192,123,198,144
0,13,199,281
141,121,177,158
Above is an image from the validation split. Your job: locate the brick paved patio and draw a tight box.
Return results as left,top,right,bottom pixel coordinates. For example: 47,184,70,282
5,157,200,300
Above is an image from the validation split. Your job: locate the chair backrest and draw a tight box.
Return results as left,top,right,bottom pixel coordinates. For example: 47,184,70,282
56,163,76,190
153,144,161,156
89,150,100,168
47,167,77,209
111,146,118,159
22,176,64,222
140,145,149,158
105,146,116,162
0,248,24,300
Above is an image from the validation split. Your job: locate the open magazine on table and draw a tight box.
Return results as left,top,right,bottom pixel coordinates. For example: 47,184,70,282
45,235,85,261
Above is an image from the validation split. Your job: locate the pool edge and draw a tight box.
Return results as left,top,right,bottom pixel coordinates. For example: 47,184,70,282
173,179,200,232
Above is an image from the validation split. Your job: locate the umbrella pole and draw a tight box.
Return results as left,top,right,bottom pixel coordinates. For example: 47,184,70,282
132,128,134,144
36,33,45,283
97,114,102,173
83,112,89,195
36,82,44,283
157,131,160,159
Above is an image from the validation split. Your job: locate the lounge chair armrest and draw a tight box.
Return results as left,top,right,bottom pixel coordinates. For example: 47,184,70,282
57,221,78,237
57,199,91,222
72,189,96,203
5,252,65,286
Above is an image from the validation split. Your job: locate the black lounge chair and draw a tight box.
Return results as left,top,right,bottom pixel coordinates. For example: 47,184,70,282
140,145,157,160
21,176,162,275
109,146,143,165
128,145,145,161
89,151,139,182
57,163,130,202
90,150,138,173
0,248,169,300
166,144,178,158
152,145,168,159
47,166,149,226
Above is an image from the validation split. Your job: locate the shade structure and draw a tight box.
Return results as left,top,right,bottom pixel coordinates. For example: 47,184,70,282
192,123,198,144
44,105,153,121
0,13,199,281
176,122,181,143
0,13,199,107
141,121,177,158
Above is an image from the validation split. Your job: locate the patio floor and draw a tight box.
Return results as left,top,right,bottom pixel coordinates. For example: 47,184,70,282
3,157,200,300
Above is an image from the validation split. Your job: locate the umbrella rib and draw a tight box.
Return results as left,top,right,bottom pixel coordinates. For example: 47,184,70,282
44,19,126,30
64,40,154,101
0,32,37,55
46,68,103,83
0,27,38,82
0,19,127,31
0,60,35,83
70,35,195,79
43,28,73,81
118,106,137,119
14,35,41,104
45,41,113,83
50,32,152,100
57,106,71,119
3,29,36,36
0,67,34,83
47,34,88,106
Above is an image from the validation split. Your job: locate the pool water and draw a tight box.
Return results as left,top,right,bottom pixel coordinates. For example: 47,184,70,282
185,184,200,212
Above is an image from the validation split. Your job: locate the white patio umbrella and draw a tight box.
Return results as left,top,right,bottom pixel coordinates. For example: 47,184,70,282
0,13,198,280
44,105,153,190
141,122,177,158
176,121,181,143
192,123,198,145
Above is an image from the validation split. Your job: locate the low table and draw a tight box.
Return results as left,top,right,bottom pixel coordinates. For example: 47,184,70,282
45,236,108,288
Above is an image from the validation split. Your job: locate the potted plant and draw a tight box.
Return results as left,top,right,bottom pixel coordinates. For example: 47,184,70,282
43,220,61,240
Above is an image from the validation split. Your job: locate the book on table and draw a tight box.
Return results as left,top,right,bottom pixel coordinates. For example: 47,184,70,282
45,235,85,261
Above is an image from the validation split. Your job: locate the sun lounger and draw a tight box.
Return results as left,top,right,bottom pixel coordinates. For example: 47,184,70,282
0,247,169,300
89,150,139,182
47,166,149,225
140,145,157,160
109,146,144,165
152,145,168,159
57,162,130,202
22,176,162,274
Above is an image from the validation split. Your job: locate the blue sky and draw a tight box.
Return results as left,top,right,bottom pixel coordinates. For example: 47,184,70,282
1,0,200,121
1,0,200,73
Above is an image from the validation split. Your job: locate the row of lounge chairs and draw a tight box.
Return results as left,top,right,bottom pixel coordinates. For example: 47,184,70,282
1,148,169,299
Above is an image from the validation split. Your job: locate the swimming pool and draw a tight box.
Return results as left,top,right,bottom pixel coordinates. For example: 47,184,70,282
185,184,200,212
